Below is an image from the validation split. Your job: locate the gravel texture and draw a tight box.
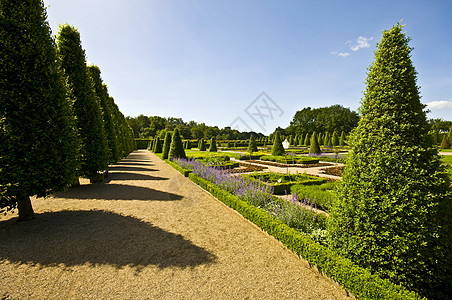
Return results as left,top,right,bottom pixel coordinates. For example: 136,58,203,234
0,150,354,299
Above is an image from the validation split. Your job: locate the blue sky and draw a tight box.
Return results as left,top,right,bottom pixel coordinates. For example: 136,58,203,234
44,0,452,134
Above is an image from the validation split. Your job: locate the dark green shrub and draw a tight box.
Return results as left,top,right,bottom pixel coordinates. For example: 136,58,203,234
309,132,321,154
304,133,310,146
247,135,258,153
271,131,285,156
169,129,186,160
291,181,339,212
57,25,109,183
162,131,172,159
153,137,162,153
199,138,206,151
209,136,217,152
328,23,452,299
0,0,79,220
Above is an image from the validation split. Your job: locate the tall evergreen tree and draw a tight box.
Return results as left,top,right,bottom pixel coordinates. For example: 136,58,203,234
0,0,78,220
88,65,118,163
332,131,339,146
162,131,172,159
309,132,321,154
199,138,206,151
328,24,452,298
271,131,285,156
323,132,330,146
168,129,186,160
153,137,162,153
339,131,346,146
209,136,217,152
57,25,108,183
440,134,451,149
247,135,258,153
304,133,310,146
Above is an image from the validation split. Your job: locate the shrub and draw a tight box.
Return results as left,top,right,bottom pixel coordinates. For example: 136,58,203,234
153,137,162,153
309,132,321,154
247,135,258,153
291,181,339,212
271,131,285,156
168,128,186,160
328,23,452,299
199,138,207,151
162,131,172,159
209,136,217,152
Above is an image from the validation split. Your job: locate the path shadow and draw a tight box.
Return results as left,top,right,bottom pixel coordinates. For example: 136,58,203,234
108,166,156,172
105,172,169,182
55,184,183,201
0,210,217,269
113,162,154,167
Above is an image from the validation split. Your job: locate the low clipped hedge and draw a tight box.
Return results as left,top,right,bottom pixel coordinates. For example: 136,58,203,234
260,155,319,164
188,173,422,300
165,159,191,177
244,172,327,195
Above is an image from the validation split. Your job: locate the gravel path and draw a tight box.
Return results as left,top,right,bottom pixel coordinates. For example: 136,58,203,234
0,150,353,299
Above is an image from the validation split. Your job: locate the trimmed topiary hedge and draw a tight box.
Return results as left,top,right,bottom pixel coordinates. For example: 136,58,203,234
188,173,423,300
166,159,191,177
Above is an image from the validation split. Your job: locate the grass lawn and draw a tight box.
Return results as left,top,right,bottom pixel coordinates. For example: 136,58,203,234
440,149,452,153
441,155,452,164
185,149,238,158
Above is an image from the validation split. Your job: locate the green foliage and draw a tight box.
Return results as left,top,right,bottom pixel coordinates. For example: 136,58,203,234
0,0,79,219
304,133,310,146
289,104,359,135
162,131,172,159
309,132,321,154
153,137,162,153
291,181,339,212
244,172,326,194
440,134,451,149
188,173,422,300
247,135,258,153
339,131,346,146
57,25,109,182
198,138,206,151
328,23,452,299
88,65,118,163
168,128,186,160
209,136,217,152
332,131,339,146
271,131,285,156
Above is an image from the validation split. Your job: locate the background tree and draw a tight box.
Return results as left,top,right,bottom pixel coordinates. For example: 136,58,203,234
271,131,285,156
339,131,346,146
309,132,321,154
304,133,310,146
440,134,451,149
328,24,452,298
0,0,78,220
247,135,258,153
88,65,119,163
168,129,186,160
57,25,108,183
162,131,172,159
153,137,162,153
209,136,217,152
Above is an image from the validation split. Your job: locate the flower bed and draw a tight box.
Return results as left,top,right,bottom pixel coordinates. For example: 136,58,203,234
321,165,345,177
243,160,332,168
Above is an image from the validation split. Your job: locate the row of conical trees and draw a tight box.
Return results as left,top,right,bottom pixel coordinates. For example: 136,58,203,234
0,1,135,221
150,130,187,160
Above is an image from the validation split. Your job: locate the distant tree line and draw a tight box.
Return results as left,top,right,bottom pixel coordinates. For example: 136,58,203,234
127,115,265,141
0,0,135,221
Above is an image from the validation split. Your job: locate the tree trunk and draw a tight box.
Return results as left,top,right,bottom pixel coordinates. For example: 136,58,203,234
17,193,35,222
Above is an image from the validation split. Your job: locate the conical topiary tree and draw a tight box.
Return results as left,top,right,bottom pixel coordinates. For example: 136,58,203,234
323,132,330,146
162,131,172,159
304,133,310,146
309,132,321,154
247,135,258,153
57,25,109,183
339,131,346,146
0,0,79,220
153,137,162,153
168,129,186,160
209,136,217,152
332,131,339,146
271,131,285,156
199,138,206,151
440,134,451,149
328,23,452,299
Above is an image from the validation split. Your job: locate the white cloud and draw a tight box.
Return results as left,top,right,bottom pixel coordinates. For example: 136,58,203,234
330,51,349,58
425,100,452,109
347,36,373,51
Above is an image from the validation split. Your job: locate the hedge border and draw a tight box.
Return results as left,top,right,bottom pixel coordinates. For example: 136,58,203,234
165,159,191,177
186,172,423,300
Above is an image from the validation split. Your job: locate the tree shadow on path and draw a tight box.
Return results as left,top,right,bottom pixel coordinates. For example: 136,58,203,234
105,172,169,182
0,210,217,269
55,184,183,201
